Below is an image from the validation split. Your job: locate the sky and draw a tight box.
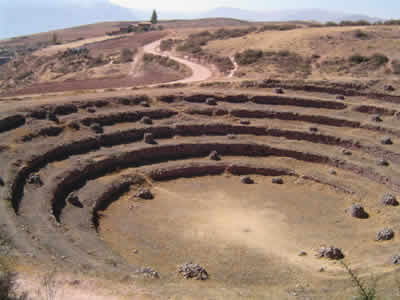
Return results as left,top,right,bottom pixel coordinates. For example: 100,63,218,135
110,0,400,18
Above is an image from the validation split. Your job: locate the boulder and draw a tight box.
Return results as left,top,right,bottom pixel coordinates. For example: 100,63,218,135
272,177,284,184
205,98,217,106
381,137,393,145
350,204,368,219
178,262,208,280
240,176,254,184
27,173,43,186
382,194,399,206
208,151,221,161
144,133,156,144
136,188,153,200
376,228,394,241
317,246,344,260
377,159,389,167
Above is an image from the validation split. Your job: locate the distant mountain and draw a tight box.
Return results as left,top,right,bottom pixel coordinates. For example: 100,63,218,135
198,7,382,23
0,0,135,39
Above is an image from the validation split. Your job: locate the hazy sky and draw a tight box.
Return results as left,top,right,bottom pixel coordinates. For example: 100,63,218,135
110,0,399,18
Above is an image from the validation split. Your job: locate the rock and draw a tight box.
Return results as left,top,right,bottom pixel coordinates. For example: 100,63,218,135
205,98,217,106
317,246,344,260
90,123,103,134
140,101,150,107
336,95,345,100
298,251,307,257
0,177,4,186
350,204,368,219
275,88,284,94
240,176,254,184
392,254,400,265
136,188,153,200
371,115,383,122
67,193,83,208
319,267,325,272
342,149,352,156
382,194,399,206
309,127,318,133
68,121,80,130
178,262,208,280
329,169,337,175
381,137,393,145
144,133,156,144
240,120,251,125
227,134,237,139
87,107,96,113
47,112,59,123
141,116,153,125
272,177,284,184
376,228,394,241
208,151,221,161
384,84,395,92
137,267,160,279
377,159,389,167
27,173,43,186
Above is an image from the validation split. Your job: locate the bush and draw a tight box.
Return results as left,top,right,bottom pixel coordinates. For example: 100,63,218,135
341,261,376,300
354,30,369,39
234,49,264,65
160,39,175,51
350,54,369,64
120,48,135,63
259,24,298,31
325,21,338,27
370,53,389,66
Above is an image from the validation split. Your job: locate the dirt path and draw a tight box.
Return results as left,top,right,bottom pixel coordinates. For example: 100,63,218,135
228,56,238,78
143,40,212,84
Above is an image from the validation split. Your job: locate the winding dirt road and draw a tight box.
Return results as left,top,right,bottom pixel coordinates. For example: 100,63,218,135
143,40,213,84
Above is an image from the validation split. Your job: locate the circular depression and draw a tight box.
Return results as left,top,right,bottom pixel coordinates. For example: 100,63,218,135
98,172,399,286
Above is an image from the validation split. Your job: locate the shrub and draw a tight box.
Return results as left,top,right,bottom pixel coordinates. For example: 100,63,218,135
341,261,376,300
350,54,369,64
370,53,389,66
354,30,369,39
234,49,264,65
120,48,135,63
325,21,338,27
259,24,298,31
392,60,400,74
160,39,174,51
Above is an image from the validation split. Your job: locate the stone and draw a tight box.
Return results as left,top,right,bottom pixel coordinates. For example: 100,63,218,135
342,149,352,156
205,98,217,106
382,194,399,206
384,84,395,92
208,151,221,161
317,246,344,260
272,177,284,184
275,88,284,94
47,112,59,123
381,137,393,145
371,115,383,122
68,121,80,130
392,254,400,265
298,251,307,257
27,173,43,186
309,127,318,133
178,262,208,280
140,101,150,108
90,123,103,134
329,169,337,175
87,107,96,113
67,193,83,208
336,95,345,100
0,177,4,186
377,159,389,167
350,204,368,219
144,133,156,144
136,188,153,200
141,116,153,125
376,228,394,241
137,267,160,279
227,134,237,139
240,176,254,184
240,120,251,125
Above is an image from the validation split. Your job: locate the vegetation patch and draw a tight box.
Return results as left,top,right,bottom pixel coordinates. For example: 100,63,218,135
143,53,182,71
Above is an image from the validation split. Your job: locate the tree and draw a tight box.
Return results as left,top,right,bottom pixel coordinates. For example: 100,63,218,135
151,9,158,24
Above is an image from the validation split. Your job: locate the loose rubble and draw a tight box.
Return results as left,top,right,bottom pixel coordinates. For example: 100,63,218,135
376,228,394,241
317,246,344,260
